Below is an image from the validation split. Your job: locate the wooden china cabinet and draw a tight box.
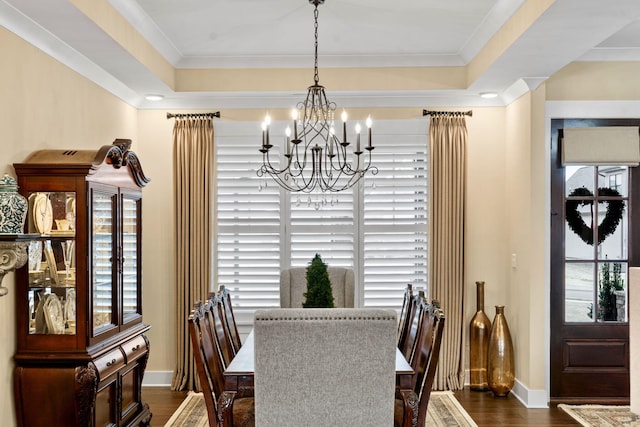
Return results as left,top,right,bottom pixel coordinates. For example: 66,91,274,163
12,140,152,427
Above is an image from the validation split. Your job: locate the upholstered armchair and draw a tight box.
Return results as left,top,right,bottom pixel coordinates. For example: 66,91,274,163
279,267,355,307
253,308,397,427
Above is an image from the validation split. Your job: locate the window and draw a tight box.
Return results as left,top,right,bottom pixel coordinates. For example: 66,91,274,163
215,120,429,333
608,172,622,192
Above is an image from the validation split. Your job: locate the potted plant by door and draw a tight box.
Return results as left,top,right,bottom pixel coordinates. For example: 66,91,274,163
588,261,625,321
303,253,335,308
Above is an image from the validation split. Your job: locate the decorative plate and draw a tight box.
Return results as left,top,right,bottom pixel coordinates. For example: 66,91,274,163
33,193,53,234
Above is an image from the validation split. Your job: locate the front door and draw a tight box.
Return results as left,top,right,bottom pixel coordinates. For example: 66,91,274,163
550,118,639,404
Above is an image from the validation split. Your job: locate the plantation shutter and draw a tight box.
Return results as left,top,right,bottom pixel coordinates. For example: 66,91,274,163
362,120,429,309
289,190,355,269
215,122,282,333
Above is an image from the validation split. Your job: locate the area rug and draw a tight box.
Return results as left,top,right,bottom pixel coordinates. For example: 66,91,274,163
559,404,640,426
165,390,478,427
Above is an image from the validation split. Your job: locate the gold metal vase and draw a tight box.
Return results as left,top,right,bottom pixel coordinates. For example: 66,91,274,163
469,281,492,391
487,305,515,397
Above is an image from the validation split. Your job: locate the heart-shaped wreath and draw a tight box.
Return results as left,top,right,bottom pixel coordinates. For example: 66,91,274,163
565,187,625,246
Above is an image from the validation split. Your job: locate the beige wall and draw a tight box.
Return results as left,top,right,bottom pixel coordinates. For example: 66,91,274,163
0,27,138,425
463,105,510,367
546,62,640,101
502,85,547,392
136,110,176,373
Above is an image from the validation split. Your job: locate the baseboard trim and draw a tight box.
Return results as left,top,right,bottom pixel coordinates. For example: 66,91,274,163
464,371,547,408
143,370,173,387
512,379,548,408
147,370,548,407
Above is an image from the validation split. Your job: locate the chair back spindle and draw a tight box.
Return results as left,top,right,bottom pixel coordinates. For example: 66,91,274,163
205,295,236,367
219,285,242,353
397,284,414,346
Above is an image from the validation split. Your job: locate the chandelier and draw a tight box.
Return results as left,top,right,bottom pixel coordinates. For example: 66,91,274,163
257,0,377,193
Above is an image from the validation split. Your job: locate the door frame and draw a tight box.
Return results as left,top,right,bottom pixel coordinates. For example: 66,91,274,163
549,118,640,404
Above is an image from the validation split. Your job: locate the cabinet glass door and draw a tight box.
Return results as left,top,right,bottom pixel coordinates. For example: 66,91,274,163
121,195,140,320
27,191,77,335
92,192,115,333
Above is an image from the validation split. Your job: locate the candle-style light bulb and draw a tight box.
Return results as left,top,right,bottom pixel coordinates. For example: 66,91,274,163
264,114,271,147
291,109,298,140
285,126,291,156
341,110,348,144
355,122,361,152
366,115,372,148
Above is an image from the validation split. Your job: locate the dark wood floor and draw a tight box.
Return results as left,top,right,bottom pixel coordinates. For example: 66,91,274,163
452,388,579,426
143,386,580,426
143,387,188,425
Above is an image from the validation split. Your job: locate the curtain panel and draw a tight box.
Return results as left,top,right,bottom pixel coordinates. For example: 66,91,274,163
428,114,468,391
171,117,215,391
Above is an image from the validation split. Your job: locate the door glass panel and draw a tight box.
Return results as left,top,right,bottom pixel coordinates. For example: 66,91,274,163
565,166,594,195
596,261,627,322
597,166,628,197
565,196,593,259
92,193,114,332
597,199,627,260
565,262,595,322
122,197,138,318
27,191,76,335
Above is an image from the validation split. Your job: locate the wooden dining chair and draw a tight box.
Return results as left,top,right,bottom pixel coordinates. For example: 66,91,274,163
395,302,446,427
189,302,255,427
218,285,242,354
254,308,397,427
204,294,236,367
399,290,428,365
397,284,414,347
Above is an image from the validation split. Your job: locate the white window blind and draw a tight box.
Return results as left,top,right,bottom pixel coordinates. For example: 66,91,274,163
290,190,354,268
215,124,282,331
362,121,429,309
215,120,428,333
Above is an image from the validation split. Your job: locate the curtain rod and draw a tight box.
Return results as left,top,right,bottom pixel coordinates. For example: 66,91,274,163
166,112,220,119
423,109,472,117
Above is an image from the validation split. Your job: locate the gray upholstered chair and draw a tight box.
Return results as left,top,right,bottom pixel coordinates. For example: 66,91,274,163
253,308,397,427
279,267,355,307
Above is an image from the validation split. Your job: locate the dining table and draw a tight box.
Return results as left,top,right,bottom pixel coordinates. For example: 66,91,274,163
223,330,415,393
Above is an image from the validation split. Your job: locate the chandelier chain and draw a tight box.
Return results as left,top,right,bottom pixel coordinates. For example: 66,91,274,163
313,4,319,85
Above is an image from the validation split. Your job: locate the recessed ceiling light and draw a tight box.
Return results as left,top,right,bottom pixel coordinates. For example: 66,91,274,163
480,92,498,99
145,94,164,101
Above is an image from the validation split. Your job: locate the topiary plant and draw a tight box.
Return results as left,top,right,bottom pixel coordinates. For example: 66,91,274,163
302,253,335,308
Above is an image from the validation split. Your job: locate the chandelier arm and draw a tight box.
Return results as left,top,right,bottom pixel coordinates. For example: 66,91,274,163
259,147,297,178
